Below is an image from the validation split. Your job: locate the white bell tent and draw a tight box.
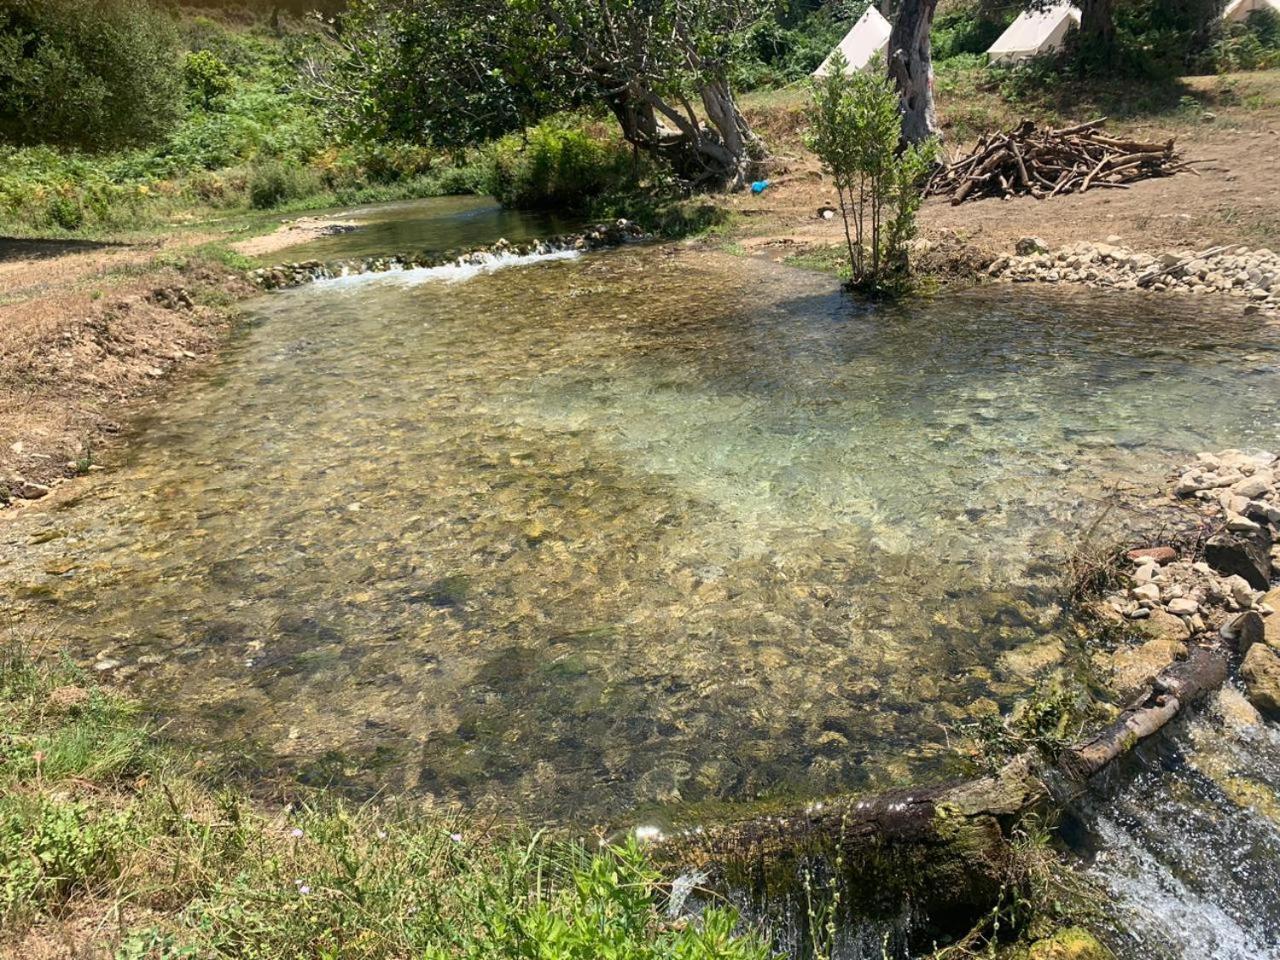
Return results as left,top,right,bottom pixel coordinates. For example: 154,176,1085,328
986,3,1081,65
812,6,893,77
1223,0,1280,23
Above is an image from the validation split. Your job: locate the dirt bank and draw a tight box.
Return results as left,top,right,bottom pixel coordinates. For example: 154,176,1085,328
730,71,1280,273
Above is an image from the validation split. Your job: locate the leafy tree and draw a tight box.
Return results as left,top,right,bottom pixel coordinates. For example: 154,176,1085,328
807,51,935,292
306,0,576,152
0,0,182,149
538,0,771,188
182,49,233,110
315,0,771,190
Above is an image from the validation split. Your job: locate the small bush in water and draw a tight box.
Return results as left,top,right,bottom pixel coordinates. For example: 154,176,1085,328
805,52,936,295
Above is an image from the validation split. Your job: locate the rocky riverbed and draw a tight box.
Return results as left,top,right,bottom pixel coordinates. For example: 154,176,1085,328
984,238,1280,319
1094,448,1280,719
247,219,647,290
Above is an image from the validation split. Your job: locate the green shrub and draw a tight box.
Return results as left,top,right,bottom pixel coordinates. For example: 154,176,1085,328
1197,9,1280,73
0,0,182,149
248,159,322,209
805,53,937,294
932,3,1012,61
489,118,634,211
183,48,234,109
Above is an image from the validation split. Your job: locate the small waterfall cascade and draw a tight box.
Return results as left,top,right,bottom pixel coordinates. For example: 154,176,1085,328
1068,689,1280,959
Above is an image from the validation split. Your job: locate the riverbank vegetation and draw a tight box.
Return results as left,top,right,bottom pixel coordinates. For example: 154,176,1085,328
806,53,936,291
0,643,772,959
5,0,1280,241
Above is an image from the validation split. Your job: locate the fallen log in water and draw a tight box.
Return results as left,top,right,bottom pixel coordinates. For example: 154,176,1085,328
653,645,1230,929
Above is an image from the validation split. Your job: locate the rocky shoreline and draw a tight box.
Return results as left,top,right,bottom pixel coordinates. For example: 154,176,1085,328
246,219,648,290
984,238,1280,319
1094,447,1280,719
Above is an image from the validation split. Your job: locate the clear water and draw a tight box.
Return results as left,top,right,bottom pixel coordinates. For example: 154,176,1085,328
1073,707,1280,959
278,195,584,263
3,241,1280,825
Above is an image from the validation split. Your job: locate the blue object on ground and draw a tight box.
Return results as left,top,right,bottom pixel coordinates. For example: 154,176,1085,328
751,180,770,194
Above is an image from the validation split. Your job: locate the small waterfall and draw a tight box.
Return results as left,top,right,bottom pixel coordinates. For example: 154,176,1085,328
310,247,581,289
1069,700,1280,959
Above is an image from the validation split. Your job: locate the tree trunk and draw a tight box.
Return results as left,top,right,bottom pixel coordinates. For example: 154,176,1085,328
698,78,762,190
1079,0,1117,54
605,79,761,190
887,0,940,147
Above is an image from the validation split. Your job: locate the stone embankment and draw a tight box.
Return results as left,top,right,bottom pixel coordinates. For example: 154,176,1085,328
1096,448,1280,718
985,238,1280,318
247,219,647,290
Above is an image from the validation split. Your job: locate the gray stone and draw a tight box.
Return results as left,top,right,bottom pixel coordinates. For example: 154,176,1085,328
1233,476,1273,499
1231,610,1265,656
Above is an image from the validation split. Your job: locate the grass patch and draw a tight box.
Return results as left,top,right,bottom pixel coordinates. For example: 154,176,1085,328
0,644,770,959
784,244,850,280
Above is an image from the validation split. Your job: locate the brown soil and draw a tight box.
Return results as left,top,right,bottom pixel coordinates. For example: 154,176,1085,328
229,215,360,257
0,233,258,506
730,71,1280,269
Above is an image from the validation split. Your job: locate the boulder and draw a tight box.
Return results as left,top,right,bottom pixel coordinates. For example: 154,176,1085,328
1241,643,1280,719
1107,637,1187,696
1232,475,1273,500
1028,927,1114,960
1132,583,1161,604
1167,597,1200,617
1228,611,1264,656
1265,588,1280,650
1016,236,1050,256
1134,609,1190,642
1205,531,1273,590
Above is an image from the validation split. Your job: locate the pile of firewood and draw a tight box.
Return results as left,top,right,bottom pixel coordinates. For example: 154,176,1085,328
926,118,1192,205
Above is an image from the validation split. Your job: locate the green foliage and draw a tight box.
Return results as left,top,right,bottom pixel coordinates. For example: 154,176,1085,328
805,53,937,295
248,159,322,209
932,2,1013,61
0,645,771,959
0,796,132,920
489,118,636,211
320,0,577,150
0,0,182,149
732,5,855,88
0,11,472,233
1197,8,1280,72
183,49,235,110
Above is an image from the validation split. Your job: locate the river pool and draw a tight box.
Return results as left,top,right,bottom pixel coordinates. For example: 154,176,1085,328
3,228,1279,825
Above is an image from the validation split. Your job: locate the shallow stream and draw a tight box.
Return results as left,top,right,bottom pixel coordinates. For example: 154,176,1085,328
3,204,1280,831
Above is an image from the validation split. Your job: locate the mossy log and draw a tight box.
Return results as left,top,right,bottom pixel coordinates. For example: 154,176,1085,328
654,646,1228,927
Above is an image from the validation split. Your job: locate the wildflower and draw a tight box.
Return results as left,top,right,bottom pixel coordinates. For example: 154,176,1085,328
290,827,304,839
377,830,388,840
450,832,463,843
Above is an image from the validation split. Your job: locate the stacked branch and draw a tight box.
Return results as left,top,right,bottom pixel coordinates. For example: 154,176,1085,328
927,118,1186,205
